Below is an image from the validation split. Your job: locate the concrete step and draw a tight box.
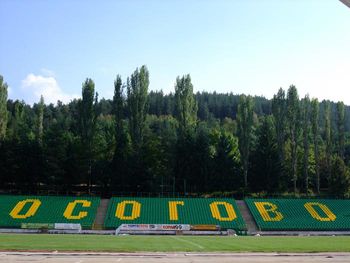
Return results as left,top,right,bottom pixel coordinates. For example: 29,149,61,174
92,224,104,230
93,199,109,229
236,200,259,233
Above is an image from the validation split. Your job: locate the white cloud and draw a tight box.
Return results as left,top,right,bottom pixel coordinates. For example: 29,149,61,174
7,86,12,96
21,73,79,104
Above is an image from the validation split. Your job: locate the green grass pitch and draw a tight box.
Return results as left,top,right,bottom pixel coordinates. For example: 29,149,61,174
0,234,350,252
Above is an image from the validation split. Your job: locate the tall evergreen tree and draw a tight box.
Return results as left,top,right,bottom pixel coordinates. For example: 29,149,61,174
311,98,320,193
174,74,198,134
272,88,287,188
211,130,241,191
0,75,8,141
328,156,350,197
286,85,300,194
79,79,97,144
301,95,311,193
112,75,130,189
113,75,124,142
337,101,345,159
78,78,97,192
237,95,254,188
250,116,279,193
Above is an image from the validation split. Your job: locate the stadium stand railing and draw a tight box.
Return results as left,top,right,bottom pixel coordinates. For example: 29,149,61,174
245,198,350,231
0,195,100,229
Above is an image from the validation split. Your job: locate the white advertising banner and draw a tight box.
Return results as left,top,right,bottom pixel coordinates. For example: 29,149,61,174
54,223,82,230
118,224,190,231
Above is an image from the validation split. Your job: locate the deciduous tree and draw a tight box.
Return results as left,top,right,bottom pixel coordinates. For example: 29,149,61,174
337,101,345,159
324,101,332,181
311,98,320,193
36,95,44,145
286,85,300,193
174,74,198,135
127,66,149,150
301,95,311,193
0,75,8,141
272,88,287,189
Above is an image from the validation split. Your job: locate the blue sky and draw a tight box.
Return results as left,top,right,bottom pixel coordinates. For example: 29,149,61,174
1,0,349,105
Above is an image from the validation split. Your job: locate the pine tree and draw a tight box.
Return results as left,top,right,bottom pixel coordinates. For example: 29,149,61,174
250,116,279,193
329,156,350,197
112,75,131,189
79,78,97,192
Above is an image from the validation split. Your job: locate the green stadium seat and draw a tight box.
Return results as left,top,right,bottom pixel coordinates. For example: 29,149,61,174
245,198,350,231
104,197,246,231
0,195,100,229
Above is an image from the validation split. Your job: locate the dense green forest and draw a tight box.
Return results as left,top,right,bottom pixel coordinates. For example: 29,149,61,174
0,67,349,197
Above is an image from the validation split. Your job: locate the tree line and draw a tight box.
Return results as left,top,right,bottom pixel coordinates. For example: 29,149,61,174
0,67,349,197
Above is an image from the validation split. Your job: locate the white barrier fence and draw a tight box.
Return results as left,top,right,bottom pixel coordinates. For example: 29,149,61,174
54,223,82,231
116,224,190,235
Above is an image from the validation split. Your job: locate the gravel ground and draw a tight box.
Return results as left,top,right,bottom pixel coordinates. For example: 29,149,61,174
1,252,350,263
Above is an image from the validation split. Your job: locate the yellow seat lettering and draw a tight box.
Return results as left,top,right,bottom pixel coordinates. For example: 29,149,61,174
254,202,283,221
10,199,41,219
210,201,237,221
304,202,336,222
115,200,141,220
63,200,91,220
169,201,184,221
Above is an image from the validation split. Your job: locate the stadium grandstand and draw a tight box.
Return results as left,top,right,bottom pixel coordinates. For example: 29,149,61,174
1,195,350,235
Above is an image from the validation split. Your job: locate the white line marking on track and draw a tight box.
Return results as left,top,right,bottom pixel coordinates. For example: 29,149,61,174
117,258,122,262
75,260,83,263
171,236,204,249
